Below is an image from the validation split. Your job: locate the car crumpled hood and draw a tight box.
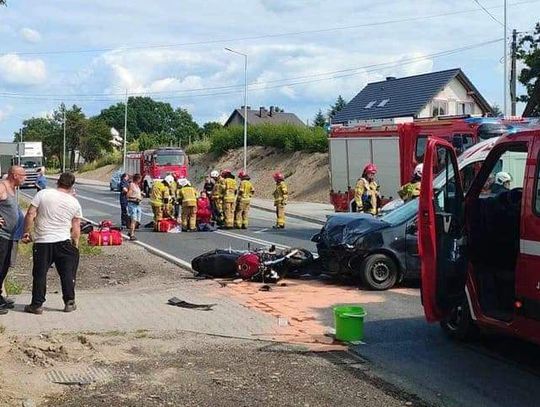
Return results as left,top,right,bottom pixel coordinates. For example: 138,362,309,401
317,213,389,247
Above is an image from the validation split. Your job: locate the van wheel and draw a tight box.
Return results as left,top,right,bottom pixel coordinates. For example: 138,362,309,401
440,300,478,341
359,254,398,291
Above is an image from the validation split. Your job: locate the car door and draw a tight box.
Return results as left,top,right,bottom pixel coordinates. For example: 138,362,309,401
418,138,467,322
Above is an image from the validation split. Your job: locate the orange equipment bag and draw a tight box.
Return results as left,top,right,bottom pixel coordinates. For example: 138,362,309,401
88,220,123,246
156,218,178,232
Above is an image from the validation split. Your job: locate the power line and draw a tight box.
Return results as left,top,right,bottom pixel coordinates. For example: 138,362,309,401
0,0,536,56
471,0,504,26
0,38,503,102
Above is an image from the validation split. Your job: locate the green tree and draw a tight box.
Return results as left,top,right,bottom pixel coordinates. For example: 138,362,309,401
328,95,347,119
0,1,6,6
313,109,326,127
200,121,222,137
80,118,112,162
137,132,164,151
517,22,540,112
490,104,503,117
171,108,200,146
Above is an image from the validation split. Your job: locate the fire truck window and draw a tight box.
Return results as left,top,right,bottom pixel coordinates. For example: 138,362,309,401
535,151,540,215
480,148,527,197
434,147,458,214
453,134,474,153
416,136,428,162
155,153,185,166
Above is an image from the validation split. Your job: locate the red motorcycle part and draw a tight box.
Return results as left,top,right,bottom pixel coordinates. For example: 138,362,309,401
236,253,261,280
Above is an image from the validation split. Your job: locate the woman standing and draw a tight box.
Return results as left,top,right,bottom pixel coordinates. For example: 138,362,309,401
127,174,143,241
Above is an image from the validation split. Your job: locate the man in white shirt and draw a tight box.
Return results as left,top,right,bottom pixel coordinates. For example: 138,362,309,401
22,172,83,314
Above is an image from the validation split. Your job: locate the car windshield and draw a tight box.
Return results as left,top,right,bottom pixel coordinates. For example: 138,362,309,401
381,199,418,226
155,153,184,166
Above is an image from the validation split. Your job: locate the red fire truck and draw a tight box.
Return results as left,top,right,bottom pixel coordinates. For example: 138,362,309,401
418,122,540,345
328,116,522,211
126,147,188,195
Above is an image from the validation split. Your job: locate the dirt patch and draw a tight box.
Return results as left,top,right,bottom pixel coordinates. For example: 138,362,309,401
76,165,120,183
0,333,421,407
190,146,330,203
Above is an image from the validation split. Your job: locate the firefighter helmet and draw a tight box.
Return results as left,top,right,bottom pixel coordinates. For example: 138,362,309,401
210,170,219,178
495,171,512,185
273,172,284,182
178,178,189,187
221,169,231,177
414,163,423,178
363,163,378,175
238,170,249,179
164,175,174,184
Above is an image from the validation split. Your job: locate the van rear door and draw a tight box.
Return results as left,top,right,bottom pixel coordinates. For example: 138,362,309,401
418,138,467,322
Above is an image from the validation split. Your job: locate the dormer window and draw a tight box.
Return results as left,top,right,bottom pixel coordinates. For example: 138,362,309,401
365,100,377,109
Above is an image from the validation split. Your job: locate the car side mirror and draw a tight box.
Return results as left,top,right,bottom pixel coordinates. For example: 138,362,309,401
406,220,417,234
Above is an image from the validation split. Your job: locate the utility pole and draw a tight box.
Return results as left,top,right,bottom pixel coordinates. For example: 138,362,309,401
503,0,508,116
123,90,128,170
18,128,22,165
510,28,518,116
63,105,66,173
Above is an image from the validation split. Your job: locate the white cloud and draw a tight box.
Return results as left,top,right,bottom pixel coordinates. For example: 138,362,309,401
19,27,42,43
0,105,14,122
0,54,47,85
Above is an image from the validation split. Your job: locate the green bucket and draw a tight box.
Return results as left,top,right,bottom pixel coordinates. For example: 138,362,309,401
333,305,367,342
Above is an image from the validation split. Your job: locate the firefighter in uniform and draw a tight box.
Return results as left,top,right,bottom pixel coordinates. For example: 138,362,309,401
272,172,288,229
398,164,422,202
235,170,254,229
150,175,174,227
169,172,180,219
211,170,225,225
177,178,198,231
221,169,237,229
354,163,380,215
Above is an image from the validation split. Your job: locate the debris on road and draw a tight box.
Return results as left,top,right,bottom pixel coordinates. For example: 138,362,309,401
167,297,216,311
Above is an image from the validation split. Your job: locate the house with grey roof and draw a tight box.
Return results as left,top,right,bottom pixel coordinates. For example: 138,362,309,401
332,68,493,125
224,106,305,127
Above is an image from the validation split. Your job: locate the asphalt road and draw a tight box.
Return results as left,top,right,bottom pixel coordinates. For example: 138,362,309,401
25,184,540,407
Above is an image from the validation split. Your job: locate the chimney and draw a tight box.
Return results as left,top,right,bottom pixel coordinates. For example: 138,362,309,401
269,106,274,116
386,76,396,81
259,106,267,117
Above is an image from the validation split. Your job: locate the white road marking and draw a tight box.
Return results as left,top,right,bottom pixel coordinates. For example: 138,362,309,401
254,228,269,234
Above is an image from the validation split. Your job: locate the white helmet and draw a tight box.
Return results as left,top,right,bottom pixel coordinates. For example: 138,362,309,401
495,171,512,185
210,170,219,178
164,175,174,184
178,178,189,187
414,163,423,178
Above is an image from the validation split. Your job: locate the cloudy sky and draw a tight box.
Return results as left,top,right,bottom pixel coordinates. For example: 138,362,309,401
0,0,538,140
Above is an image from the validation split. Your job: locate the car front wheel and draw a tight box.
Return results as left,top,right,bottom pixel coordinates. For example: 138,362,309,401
359,254,398,290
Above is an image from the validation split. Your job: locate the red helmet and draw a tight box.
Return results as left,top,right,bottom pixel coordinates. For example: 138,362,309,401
236,253,261,280
238,170,249,179
273,172,284,182
363,163,378,175
220,169,231,177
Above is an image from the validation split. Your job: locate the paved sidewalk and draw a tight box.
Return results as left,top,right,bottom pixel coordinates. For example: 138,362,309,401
0,280,277,338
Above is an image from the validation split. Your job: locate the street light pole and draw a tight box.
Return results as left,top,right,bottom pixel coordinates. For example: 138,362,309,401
225,47,248,172
123,89,128,170
63,105,66,173
503,0,508,116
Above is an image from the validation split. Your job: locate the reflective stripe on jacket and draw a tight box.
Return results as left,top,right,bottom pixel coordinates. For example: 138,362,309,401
238,180,254,203
273,181,288,206
223,178,237,203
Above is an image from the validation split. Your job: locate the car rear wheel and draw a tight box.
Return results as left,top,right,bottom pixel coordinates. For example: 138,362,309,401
440,300,478,341
359,254,398,290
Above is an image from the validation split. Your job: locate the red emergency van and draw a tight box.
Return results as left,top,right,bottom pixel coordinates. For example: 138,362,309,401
418,124,540,345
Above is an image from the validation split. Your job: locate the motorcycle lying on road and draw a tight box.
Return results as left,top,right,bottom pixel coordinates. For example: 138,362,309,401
191,246,314,283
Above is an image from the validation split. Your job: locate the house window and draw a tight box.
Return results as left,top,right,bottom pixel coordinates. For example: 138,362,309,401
457,102,474,115
377,99,390,107
365,100,377,109
432,100,448,117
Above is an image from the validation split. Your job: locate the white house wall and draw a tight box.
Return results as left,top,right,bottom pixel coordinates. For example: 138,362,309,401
417,77,481,118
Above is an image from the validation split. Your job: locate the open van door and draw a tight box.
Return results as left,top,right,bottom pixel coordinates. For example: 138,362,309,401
418,138,467,322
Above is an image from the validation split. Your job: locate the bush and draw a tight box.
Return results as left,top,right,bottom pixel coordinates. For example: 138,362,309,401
209,124,328,154
186,138,211,155
78,150,122,173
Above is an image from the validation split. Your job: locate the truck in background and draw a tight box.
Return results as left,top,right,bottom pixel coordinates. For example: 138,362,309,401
0,141,44,188
328,116,524,212
125,147,188,195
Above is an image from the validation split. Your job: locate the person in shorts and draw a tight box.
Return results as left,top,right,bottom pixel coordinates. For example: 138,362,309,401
127,174,143,241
